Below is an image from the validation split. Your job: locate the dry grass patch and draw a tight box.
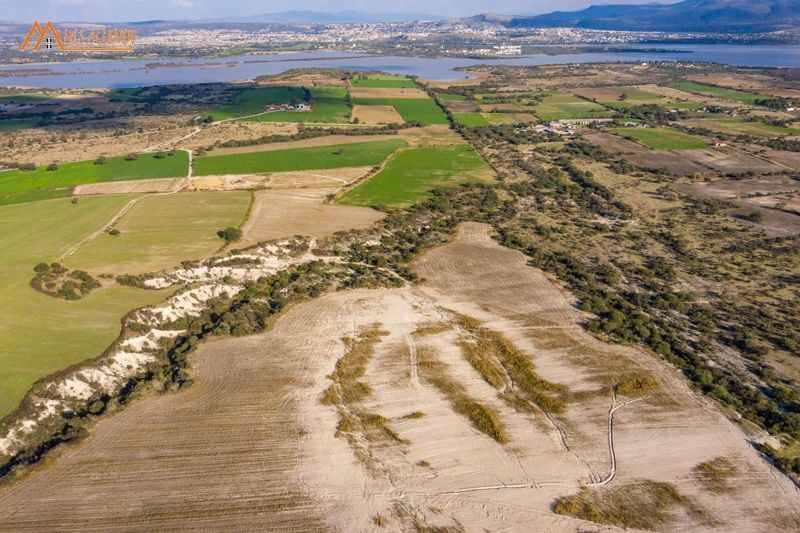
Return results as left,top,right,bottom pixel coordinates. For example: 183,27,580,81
321,325,408,464
616,374,660,396
456,315,568,415
553,481,709,530
416,344,508,444
692,457,739,493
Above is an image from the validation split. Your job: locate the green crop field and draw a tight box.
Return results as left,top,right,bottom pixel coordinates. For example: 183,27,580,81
242,87,350,123
211,87,307,120
670,82,764,104
609,127,708,150
455,112,490,127
194,139,406,176
352,97,449,124
529,92,613,121
67,191,250,275
0,151,189,207
437,93,467,101
691,117,800,137
349,74,418,88
0,196,173,418
337,145,492,208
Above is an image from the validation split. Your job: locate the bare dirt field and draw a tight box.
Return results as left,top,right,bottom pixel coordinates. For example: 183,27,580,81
190,166,371,191
348,87,430,99
350,104,403,124
673,175,800,200
445,100,480,112
682,147,786,174
2,223,797,531
584,131,708,174
239,187,384,247
584,132,783,175
74,177,187,195
741,145,800,171
728,203,800,237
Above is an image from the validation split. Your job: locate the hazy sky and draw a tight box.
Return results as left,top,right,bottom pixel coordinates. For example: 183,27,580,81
0,0,678,22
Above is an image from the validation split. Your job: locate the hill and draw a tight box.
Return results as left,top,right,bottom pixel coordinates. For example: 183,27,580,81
491,0,800,33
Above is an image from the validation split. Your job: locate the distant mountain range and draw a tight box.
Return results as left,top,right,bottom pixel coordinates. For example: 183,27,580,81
213,10,443,24
475,0,800,33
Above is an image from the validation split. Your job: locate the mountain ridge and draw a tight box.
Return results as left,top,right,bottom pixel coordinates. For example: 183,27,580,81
479,0,800,33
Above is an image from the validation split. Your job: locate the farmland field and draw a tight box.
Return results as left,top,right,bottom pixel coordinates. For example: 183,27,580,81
0,151,189,205
67,191,251,274
352,97,449,124
455,112,490,126
242,87,350,123
670,82,765,104
349,74,417,88
0,196,172,418
211,87,307,120
437,93,467,101
193,139,406,176
682,117,800,137
608,126,709,150
337,144,492,208
528,92,613,121
0,151,189,206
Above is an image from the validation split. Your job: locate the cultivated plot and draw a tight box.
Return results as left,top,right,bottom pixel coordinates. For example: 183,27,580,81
0,151,189,206
338,144,492,208
67,191,251,274
670,82,765,104
193,139,406,176
0,196,172,418
528,92,613,121
608,127,709,150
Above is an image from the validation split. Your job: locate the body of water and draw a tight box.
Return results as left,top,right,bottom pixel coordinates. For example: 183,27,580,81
1,45,799,89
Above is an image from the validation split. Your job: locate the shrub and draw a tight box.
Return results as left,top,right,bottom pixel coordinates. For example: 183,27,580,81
46,163,58,171
217,227,242,242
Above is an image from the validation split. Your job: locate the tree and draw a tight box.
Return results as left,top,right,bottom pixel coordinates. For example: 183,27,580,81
46,163,58,171
94,156,107,165
217,227,242,242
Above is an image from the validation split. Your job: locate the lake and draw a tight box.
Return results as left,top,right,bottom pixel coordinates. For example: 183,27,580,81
2,45,799,89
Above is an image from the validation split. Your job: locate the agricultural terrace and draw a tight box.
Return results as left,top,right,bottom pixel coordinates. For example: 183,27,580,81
670,82,765,104
608,126,709,150
241,87,350,123
67,191,251,275
193,139,406,176
210,87,308,120
337,144,493,208
528,92,613,122
0,196,173,418
352,97,449,125
349,74,418,88
0,151,189,207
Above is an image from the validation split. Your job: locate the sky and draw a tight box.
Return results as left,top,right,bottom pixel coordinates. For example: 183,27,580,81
0,0,678,22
